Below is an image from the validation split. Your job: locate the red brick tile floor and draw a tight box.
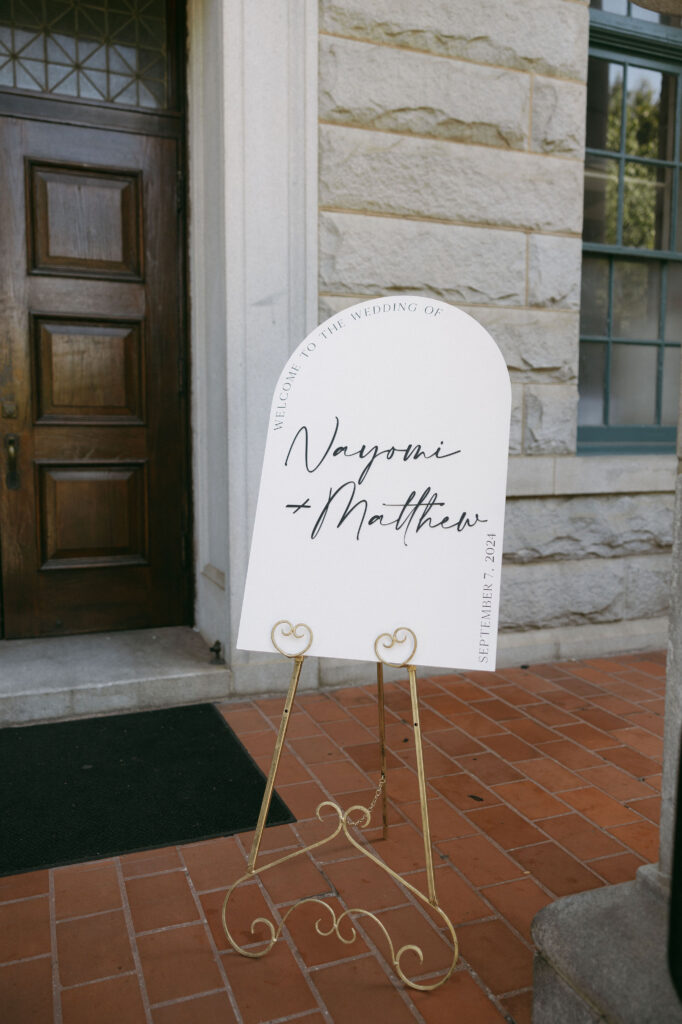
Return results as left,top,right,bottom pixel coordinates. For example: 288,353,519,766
0,651,666,1024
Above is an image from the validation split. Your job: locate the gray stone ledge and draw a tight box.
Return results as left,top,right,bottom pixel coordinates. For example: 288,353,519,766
532,876,682,1023
222,617,667,695
317,617,666,689
659,469,682,877
497,616,668,668
227,653,320,696
507,454,677,497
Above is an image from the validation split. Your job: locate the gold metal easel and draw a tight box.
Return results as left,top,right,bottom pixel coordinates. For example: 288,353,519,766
222,621,459,991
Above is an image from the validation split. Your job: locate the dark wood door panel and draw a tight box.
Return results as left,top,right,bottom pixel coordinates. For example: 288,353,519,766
30,568,178,637
33,315,145,424
28,162,143,279
32,428,147,461
28,277,146,318
38,462,148,569
0,115,188,638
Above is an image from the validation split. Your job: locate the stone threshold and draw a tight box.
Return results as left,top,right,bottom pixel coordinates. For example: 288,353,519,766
0,627,231,727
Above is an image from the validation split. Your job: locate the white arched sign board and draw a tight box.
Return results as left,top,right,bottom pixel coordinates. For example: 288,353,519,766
238,296,511,671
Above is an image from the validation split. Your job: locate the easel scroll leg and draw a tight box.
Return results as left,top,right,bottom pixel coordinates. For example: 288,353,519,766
247,654,304,872
407,664,438,907
376,661,389,840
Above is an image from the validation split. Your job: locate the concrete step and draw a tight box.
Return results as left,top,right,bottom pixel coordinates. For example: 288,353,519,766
0,627,231,726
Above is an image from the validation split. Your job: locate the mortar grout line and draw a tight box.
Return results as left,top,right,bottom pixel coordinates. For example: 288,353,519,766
0,891,50,907
319,203,583,238
120,866,186,882
249,865,336,1024
115,857,154,1024
149,986,230,1009
60,969,138,991
318,116,583,165
499,982,535,998
134,916,208,938
317,27,587,85
57,906,125,925
178,845,244,1024
0,952,52,969
247,1010,329,1024
48,868,63,1024
457,960,521,1021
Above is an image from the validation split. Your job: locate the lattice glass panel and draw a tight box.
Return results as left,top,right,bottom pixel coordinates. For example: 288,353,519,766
0,0,168,109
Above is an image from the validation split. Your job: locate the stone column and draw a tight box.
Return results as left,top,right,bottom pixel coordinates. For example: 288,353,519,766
660,430,682,881
531,298,682,1024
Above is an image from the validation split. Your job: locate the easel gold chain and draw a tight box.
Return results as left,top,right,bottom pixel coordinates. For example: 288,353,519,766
347,770,386,827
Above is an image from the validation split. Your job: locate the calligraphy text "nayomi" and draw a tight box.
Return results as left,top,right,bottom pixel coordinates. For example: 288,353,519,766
285,416,461,486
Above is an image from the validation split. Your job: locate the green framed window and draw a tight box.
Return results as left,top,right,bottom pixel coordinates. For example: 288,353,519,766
578,1,682,453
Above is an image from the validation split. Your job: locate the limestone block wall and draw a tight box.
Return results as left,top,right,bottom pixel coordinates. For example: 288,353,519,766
317,0,675,667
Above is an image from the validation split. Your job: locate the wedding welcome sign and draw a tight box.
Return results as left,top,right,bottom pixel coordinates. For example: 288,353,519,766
238,296,511,671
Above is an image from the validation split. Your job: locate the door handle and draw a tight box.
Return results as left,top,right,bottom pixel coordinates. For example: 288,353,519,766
5,434,19,490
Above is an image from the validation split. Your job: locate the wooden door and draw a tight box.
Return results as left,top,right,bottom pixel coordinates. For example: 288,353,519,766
0,116,189,637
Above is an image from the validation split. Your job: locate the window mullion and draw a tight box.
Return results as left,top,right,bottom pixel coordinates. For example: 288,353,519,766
656,263,668,424
672,77,681,249
587,149,674,169
617,64,628,246
584,242,682,260
605,257,614,426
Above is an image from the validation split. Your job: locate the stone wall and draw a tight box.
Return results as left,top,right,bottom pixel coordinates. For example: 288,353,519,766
317,0,675,664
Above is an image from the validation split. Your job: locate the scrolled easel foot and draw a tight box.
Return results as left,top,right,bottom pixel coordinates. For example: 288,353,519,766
224,622,458,990
222,800,459,990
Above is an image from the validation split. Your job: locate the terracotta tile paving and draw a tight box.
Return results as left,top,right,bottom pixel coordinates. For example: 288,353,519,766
0,650,667,1023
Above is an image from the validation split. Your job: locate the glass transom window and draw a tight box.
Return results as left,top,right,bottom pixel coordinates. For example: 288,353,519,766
0,0,169,110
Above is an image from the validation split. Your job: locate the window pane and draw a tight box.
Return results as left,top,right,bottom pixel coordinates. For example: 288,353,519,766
590,0,682,27
583,155,619,244
621,162,671,249
677,170,682,252
662,347,681,425
610,343,658,423
630,3,682,27
625,66,675,161
665,264,682,341
612,260,660,338
631,3,664,22
586,58,623,151
590,0,628,13
578,343,607,425
581,256,610,335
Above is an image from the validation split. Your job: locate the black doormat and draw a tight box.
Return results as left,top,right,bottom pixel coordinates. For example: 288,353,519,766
0,703,294,876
